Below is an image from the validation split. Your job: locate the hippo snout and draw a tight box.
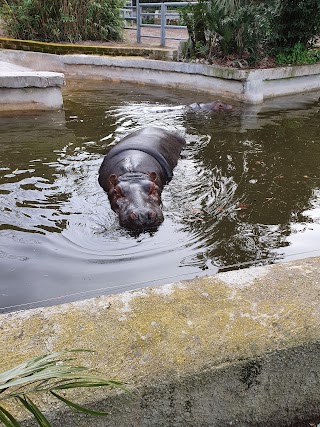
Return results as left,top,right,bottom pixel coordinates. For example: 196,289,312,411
119,206,164,230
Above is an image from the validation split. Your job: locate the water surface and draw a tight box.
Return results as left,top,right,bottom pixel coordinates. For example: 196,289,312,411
0,81,319,312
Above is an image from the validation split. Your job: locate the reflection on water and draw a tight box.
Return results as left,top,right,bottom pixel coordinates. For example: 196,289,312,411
0,81,320,312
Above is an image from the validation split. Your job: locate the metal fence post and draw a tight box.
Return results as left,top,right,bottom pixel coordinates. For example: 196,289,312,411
136,0,141,43
160,2,166,47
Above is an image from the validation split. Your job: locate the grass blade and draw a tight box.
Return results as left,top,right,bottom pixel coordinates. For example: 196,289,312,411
0,350,125,424
51,378,124,390
0,404,22,426
16,396,52,427
0,350,92,385
50,391,110,416
0,353,64,383
0,368,89,391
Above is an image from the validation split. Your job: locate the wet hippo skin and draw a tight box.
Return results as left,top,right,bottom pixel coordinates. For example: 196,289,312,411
188,100,233,111
98,127,186,231
151,100,234,114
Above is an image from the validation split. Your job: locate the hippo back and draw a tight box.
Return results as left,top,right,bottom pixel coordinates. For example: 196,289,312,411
99,127,185,187
109,127,184,171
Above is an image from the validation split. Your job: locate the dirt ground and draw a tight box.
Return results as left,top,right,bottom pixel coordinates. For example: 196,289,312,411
123,26,188,48
77,27,188,49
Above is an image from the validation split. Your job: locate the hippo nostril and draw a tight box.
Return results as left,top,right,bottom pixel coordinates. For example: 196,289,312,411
130,212,138,220
149,210,157,219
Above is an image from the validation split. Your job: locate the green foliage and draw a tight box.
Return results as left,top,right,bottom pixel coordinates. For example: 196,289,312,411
271,0,320,49
181,1,207,58
276,43,320,65
181,0,320,66
206,0,236,56
225,3,275,59
183,0,276,63
0,0,124,43
0,350,125,427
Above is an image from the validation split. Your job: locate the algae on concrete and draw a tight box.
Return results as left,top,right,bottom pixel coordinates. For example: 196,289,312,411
1,256,320,425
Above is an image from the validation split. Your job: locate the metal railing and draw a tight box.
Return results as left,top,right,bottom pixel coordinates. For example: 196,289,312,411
121,1,196,47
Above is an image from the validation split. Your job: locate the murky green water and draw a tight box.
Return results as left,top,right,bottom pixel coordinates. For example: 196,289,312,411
0,80,319,312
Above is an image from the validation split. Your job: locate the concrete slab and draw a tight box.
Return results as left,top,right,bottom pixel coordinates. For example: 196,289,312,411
0,60,65,111
1,255,320,426
0,70,65,88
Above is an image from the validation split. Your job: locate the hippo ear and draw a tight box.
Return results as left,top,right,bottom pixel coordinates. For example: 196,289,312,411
109,174,118,186
149,181,157,196
149,172,157,182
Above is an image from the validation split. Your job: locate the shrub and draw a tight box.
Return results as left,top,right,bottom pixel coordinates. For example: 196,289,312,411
181,1,207,58
276,43,320,65
182,0,320,66
271,0,320,49
230,3,276,59
183,0,276,63
0,0,124,43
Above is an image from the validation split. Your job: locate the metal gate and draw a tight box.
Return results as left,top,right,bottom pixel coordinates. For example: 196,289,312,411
122,0,196,47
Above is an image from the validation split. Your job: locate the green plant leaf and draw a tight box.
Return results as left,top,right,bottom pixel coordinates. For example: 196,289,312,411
0,350,95,392
50,391,110,416
0,350,125,425
0,404,22,427
16,396,52,427
0,351,82,384
51,378,124,390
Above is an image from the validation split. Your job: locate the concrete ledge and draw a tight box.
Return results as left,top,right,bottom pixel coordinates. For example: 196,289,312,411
0,71,64,88
1,49,320,103
0,69,65,110
0,37,177,61
1,256,320,426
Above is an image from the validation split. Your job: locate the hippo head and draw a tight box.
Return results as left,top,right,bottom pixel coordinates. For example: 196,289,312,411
190,101,233,112
211,101,233,111
109,172,164,231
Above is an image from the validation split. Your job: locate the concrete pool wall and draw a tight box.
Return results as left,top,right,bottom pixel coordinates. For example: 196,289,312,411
0,59,65,111
1,48,320,106
1,255,320,426
0,72,65,111
1,45,320,425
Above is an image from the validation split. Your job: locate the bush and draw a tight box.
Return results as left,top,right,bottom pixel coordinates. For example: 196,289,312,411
181,1,207,58
182,0,320,66
183,0,276,63
207,2,274,58
276,43,320,65
271,0,320,49
0,0,124,43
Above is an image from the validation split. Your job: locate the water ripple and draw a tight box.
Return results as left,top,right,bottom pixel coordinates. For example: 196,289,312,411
1,83,320,311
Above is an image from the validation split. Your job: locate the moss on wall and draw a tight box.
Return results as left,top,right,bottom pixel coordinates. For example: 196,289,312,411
0,37,175,60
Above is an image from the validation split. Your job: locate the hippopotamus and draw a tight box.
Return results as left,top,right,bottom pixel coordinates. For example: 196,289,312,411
149,100,233,114
98,127,185,231
188,100,233,112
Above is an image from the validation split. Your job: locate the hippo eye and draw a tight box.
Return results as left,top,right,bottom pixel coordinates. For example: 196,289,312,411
149,211,157,219
130,212,138,220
